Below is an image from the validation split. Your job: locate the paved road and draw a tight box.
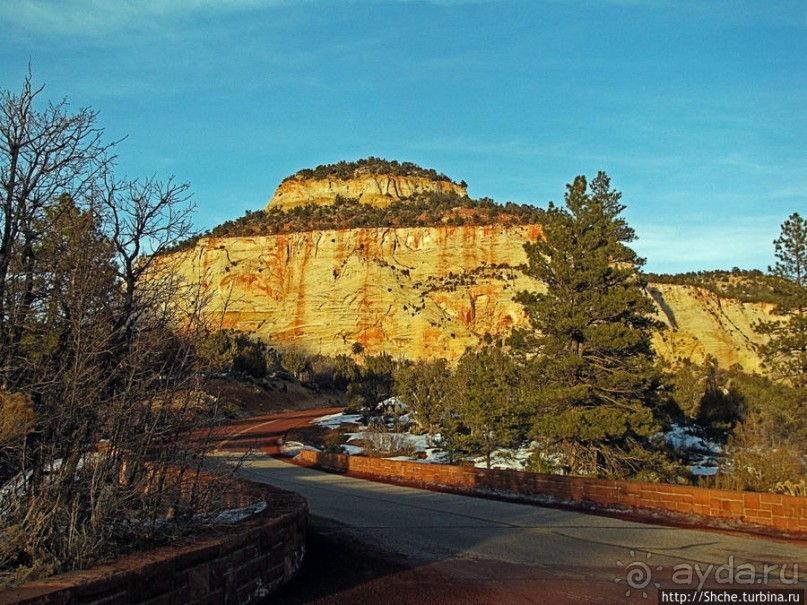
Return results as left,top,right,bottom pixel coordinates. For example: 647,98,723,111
229,454,805,603
211,411,807,603
212,407,343,454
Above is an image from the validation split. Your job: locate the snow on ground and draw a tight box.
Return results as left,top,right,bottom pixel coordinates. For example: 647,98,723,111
307,410,725,477
279,441,306,456
664,423,721,476
0,453,105,518
665,423,722,454
377,396,406,413
315,413,451,463
214,501,267,524
314,412,362,429
420,449,452,464
472,447,534,471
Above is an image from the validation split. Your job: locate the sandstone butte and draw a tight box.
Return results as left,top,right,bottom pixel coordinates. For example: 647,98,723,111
267,173,468,210
160,172,780,372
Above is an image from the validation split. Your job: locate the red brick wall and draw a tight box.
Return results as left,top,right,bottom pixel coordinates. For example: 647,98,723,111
299,450,807,535
0,480,307,605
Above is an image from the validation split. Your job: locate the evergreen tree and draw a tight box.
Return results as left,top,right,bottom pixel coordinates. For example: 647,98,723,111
394,359,450,435
715,369,806,492
346,353,396,420
771,212,806,291
517,172,663,477
444,347,525,469
757,212,807,387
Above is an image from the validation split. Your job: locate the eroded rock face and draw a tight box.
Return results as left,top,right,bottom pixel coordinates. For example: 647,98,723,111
166,224,776,371
647,283,777,371
266,175,468,210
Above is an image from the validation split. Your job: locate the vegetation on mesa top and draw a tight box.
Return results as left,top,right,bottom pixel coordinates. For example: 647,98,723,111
283,156,461,184
164,191,546,254
645,269,792,305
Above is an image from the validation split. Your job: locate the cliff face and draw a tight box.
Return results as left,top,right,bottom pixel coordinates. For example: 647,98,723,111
267,175,468,210
170,225,541,362
647,283,777,371
167,224,776,371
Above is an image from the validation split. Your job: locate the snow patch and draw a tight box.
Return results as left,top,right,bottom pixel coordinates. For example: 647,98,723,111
314,412,362,429
214,501,267,524
279,441,305,457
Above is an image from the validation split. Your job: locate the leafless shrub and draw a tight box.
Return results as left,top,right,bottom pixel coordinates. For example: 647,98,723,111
360,421,417,459
0,71,235,586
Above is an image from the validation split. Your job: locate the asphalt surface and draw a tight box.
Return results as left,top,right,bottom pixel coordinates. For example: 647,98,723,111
212,407,343,455
210,411,807,604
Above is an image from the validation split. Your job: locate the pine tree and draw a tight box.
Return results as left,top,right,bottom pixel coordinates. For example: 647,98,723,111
394,359,450,435
518,172,663,478
772,213,806,291
757,212,807,387
445,347,525,469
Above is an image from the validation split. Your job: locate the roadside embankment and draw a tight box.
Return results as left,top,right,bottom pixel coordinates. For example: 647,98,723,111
0,478,307,605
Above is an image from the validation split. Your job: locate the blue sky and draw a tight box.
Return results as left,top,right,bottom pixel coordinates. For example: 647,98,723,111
1,0,804,273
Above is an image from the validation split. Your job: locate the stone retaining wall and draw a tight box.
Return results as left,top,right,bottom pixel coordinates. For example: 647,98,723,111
0,480,307,605
299,449,807,536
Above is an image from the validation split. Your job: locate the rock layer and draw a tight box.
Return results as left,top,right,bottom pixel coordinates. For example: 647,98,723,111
267,175,468,210
166,224,776,371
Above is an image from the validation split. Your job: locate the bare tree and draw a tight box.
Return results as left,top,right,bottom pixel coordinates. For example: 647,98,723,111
0,70,115,378
99,175,194,335
0,73,230,586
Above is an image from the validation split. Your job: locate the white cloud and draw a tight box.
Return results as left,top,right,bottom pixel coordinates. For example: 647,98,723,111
634,218,780,273
363,0,506,4
0,0,291,37
0,0,502,38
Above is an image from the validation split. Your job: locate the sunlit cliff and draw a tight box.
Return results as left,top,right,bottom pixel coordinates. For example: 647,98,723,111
166,221,775,371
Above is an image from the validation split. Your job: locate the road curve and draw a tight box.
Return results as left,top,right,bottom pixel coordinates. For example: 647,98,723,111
211,411,807,604
212,407,343,455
